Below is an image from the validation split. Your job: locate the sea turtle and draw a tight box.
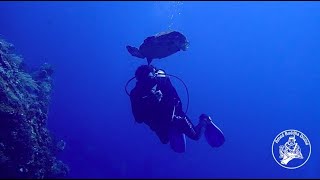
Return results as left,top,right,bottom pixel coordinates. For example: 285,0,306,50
126,31,189,65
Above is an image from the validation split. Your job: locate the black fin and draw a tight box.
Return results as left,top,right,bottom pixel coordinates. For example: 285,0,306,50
126,45,145,59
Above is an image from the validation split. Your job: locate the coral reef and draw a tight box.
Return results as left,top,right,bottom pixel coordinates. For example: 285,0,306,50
0,37,69,178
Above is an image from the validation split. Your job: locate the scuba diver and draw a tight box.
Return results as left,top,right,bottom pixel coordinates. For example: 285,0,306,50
127,65,225,153
126,31,225,153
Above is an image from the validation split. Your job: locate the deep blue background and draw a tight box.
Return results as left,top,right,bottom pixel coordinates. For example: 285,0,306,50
0,1,319,178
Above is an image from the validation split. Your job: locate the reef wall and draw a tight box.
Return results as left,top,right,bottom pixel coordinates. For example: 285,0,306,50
0,37,69,178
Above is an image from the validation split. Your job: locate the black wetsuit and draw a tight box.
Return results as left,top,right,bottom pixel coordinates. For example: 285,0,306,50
130,70,204,144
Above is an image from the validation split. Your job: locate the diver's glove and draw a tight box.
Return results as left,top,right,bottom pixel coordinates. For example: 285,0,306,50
142,88,162,103
152,89,163,102
142,90,162,103
150,84,162,102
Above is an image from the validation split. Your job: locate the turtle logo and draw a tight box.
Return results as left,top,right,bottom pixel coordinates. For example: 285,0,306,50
272,129,311,169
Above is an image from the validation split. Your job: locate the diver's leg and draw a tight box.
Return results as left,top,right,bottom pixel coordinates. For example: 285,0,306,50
172,112,225,147
169,125,186,153
168,105,187,153
156,130,169,144
172,115,206,141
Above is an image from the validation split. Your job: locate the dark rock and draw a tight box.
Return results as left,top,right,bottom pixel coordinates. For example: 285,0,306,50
0,37,69,178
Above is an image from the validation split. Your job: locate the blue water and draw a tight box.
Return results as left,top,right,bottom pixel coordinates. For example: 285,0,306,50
0,1,319,178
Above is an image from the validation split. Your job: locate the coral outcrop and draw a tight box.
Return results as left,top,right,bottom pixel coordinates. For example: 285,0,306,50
0,37,68,178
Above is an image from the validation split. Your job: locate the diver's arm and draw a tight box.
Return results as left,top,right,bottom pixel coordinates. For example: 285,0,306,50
155,70,183,112
130,88,147,123
130,88,160,123
165,77,183,112
130,98,144,123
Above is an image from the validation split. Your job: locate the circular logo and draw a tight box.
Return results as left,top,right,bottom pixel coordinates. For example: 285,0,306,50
271,129,311,169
